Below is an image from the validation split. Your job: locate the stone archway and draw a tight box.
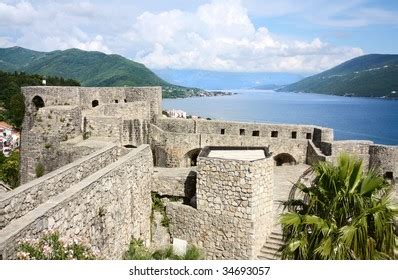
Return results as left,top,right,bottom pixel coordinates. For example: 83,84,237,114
274,153,297,166
183,148,202,167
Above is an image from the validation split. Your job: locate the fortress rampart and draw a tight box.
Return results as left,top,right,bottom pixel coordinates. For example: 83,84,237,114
151,118,333,168
0,145,152,259
0,144,119,230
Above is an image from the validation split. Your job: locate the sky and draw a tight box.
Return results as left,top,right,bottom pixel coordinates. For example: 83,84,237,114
0,0,397,73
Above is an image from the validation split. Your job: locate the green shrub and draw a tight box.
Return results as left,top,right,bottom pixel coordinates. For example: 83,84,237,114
182,245,204,260
123,239,152,260
151,193,170,228
16,231,95,260
124,238,204,260
0,150,20,188
35,162,45,178
44,143,51,149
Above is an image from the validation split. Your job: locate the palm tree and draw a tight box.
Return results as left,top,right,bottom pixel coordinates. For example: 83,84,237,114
280,154,397,260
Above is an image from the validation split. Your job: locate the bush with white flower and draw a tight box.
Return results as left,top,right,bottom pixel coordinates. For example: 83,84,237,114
16,231,96,260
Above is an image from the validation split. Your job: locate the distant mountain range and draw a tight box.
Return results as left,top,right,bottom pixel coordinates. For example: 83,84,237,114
279,54,398,98
2,47,396,99
153,69,304,90
0,47,205,98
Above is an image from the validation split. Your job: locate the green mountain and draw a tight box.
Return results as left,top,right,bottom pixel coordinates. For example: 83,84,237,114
279,54,398,98
0,46,205,98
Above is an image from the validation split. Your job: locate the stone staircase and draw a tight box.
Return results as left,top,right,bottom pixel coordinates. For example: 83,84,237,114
257,230,284,260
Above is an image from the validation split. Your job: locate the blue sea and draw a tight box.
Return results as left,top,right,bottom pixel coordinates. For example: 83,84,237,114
163,90,398,145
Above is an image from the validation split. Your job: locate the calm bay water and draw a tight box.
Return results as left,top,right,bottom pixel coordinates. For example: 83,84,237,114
163,90,398,145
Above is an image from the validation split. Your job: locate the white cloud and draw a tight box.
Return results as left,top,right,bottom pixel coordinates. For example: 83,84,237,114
0,36,13,47
125,0,363,72
1,1,112,53
0,0,377,72
0,1,38,26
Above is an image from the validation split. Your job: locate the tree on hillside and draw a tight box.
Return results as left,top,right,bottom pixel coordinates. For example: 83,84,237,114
280,154,397,260
0,151,20,188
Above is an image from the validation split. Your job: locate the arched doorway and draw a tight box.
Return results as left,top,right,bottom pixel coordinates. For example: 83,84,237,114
32,96,45,110
274,153,297,166
183,148,202,167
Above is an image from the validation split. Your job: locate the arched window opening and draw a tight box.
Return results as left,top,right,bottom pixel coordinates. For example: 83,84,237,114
92,100,99,108
32,96,45,110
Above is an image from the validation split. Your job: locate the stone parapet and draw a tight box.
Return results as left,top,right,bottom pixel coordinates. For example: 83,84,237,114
0,144,119,230
0,145,153,260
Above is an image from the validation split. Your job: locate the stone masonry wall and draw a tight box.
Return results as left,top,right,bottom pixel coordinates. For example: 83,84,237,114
151,123,309,167
125,87,162,122
327,140,372,170
155,118,333,141
0,145,153,259
167,154,273,259
79,87,161,118
121,119,150,147
20,106,83,183
369,144,398,182
0,144,119,230
306,141,327,165
84,116,122,140
22,87,81,108
92,102,150,120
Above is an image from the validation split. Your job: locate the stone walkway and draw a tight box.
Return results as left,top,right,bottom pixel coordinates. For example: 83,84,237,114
257,164,310,260
273,164,310,225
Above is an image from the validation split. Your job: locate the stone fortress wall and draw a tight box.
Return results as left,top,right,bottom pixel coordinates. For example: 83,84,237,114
0,144,119,230
0,86,397,260
0,145,152,259
151,118,334,168
20,86,161,183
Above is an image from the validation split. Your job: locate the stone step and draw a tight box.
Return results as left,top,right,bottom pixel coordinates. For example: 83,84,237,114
256,228,285,260
260,247,282,255
257,251,281,260
266,238,284,247
261,242,282,252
